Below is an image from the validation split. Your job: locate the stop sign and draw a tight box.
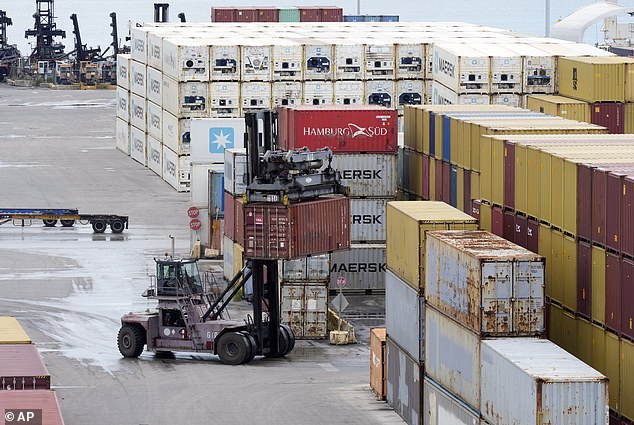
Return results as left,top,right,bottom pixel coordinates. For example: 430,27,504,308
189,219,202,231
187,207,200,218
336,277,346,288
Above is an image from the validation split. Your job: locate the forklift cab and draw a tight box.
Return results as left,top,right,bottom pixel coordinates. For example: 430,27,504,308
155,259,203,296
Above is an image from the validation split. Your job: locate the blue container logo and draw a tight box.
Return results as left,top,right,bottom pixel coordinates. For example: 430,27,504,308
208,127,234,153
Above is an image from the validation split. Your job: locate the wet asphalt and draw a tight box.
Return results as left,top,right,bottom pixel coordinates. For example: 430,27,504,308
0,85,402,425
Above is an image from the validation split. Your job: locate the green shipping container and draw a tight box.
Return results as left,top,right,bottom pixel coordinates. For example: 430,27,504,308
279,8,300,22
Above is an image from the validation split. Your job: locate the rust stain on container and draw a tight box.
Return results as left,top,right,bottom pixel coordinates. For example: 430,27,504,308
370,328,387,400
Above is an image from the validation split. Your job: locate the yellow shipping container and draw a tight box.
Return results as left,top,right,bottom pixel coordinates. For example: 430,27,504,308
550,229,564,303
470,171,480,201
549,302,564,347
558,56,628,103
591,324,606,376
429,156,436,200
606,331,620,411
233,241,244,288
562,308,578,355
576,317,594,365
539,224,552,294
625,60,634,102
525,94,591,123
626,103,634,134
563,235,578,312
621,338,634,419
0,316,31,344
479,201,492,232
592,246,607,325
408,150,424,198
456,167,464,212
385,201,478,290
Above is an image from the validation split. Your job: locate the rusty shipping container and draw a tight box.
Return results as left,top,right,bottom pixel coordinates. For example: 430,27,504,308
0,317,31,344
425,230,545,337
277,106,398,153
244,196,350,259
280,282,328,339
386,336,421,425
0,391,65,425
385,269,423,362
223,192,244,244
280,254,330,282
423,376,481,425
591,102,625,134
329,244,385,291
370,328,387,400
0,344,50,390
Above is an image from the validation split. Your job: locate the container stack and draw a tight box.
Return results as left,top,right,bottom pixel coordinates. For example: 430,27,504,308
211,6,343,23
343,15,399,22
0,317,65,425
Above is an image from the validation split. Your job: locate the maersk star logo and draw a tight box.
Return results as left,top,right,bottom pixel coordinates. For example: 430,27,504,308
209,127,234,153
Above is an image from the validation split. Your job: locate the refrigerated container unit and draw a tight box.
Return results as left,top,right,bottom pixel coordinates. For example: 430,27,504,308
130,27,150,64
224,148,247,196
0,344,50,390
241,81,272,112
329,244,386,292
162,77,209,118
241,43,272,81
329,153,397,197
397,80,424,111
303,81,334,106
396,42,425,80
115,86,129,121
162,146,191,192
280,282,328,339
280,254,330,282
502,42,556,94
209,82,240,117
333,42,364,80
162,37,210,82
272,81,303,107
116,53,131,90
146,135,163,177
190,163,223,208
115,118,130,155
386,336,421,425
385,269,424,362
334,80,364,106
432,42,490,94
491,93,522,107
146,101,162,141
481,44,522,94
130,126,147,166
146,66,163,106
129,93,147,131
431,80,490,105
364,41,395,79
0,391,65,425
162,111,191,156
365,80,395,108
370,328,387,400
210,43,240,81
272,40,303,81
304,40,333,80
190,117,246,164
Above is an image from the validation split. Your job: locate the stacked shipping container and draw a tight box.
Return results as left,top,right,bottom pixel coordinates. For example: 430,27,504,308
211,6,343,23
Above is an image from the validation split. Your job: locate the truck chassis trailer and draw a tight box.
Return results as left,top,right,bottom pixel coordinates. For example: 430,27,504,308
0,208,129,233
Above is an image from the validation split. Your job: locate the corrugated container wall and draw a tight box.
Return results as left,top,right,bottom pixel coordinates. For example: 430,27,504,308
423,376,481,425
386,336,421,425
525,95,591,123
0,344,50,390
329,154,397,197
0,317,31,344
329,244,386,291
385,269,423,362
370,328,387,400
558,57,626,103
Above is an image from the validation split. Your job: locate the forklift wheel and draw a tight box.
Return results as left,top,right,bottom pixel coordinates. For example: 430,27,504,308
239,332,257,364
217,332,250,365
43,219,58,227
280,324,295,355
118,324,146,358
265,327,290,358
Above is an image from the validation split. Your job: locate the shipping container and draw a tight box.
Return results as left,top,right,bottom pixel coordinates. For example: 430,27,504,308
397,80,424,111
241,81,272,112
224,148,247,196
145,135,163,178
386,201,478,289
303,81,334,106
621,338,634,419
210,41,240,81
115,86,129,121
190,117,246,164
592,102,625,134
370,327,387,400
423,376,481,425
280,282,328,339
526,95,591,122
162,37,209,82
272,39,303,81
129,125,146,167
299,7,321,22
333,42,364,80
331,153,398,198
503,43,556,94
278,106,398,153
162,77,208,118
209,82,240,117
129,93,146,132
0,345,50,390
624,176,634,258
280,254,329,282
350,197,390,242
431,80,490,105
223,235,234,281
256,7,279,22
304,40,333,80
606,252,621,332
244,196,350,259
480,338,608,425
320,7,343,22
592,246,607,325
329,244,386,291
483,44,522,94
146,29,188,72
115,117,130,155
162,111,191,156
491,93,522,107
385,269,423,362
211,7,236,22
241,42,272,81
622,258,634,340
0,317,31,344
558,56,627,103
278,7,300,22
116,53,131,90
272,81,303,107
146,101,162,141
190,163,223,209
364,41,395,79
578,240,592,318
129,60,146,97
396,43,424,80
146,65,162,106
333,80,364,106
386,336,421,425
162,146,190,192
432,43,489,94
235,8,256,22
0,391,65,425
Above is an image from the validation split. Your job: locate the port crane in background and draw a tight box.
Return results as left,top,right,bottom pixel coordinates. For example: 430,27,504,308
0,208,129,233
0,10,21,81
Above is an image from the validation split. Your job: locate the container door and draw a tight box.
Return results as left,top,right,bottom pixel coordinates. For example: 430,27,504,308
281,285,304,338
304,284,328,338
513,261,545,335
481,262,513,335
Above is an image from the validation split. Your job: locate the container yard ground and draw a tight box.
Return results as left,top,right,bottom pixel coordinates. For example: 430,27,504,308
0,86,401,425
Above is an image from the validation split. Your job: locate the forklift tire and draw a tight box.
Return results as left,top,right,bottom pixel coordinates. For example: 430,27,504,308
60,219,75,227
217,332,250,365
265,327,290,358
280,324,295,354
43,219,57,227
118,324,146,358
239,332,257,364
110,219,125,234
91,219,107,233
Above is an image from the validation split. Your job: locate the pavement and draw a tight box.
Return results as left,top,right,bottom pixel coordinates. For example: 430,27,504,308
0,85,402,425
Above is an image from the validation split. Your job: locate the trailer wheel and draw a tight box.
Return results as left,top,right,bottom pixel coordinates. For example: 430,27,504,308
118,324,146,358
280,324,295,354
239,332,257,364
43,219,57,227
217,332,249,365
60,219,75,227
91,219,107,233
110,219,125,234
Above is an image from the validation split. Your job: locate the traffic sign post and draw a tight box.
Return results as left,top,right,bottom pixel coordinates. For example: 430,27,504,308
189,219,202,231
331,276,348,331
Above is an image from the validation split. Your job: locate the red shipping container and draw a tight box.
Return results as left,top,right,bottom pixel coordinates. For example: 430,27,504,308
434,159,443,201
224,192,235,241
514,214,527,248
211,7,236,22
607,172,625,252
243,196,350,259
526,218,539,254
320,6,343,22
503,210,515,243
442,161,450,204
463,169,472,215
235,7,256,22
503,141,515,209
0,345,50,390
492,206,504,237
299,6,321,22
577,163,593,241
470,199,481,221
622,258,634,340
0,391,64,425
622,417,634,425
591,102,624,134
606,252,621,332
624,177,634,258
277,106,398,153
422,154,430,200
256,7,279,22
235,196,244,246
577,241,592,319
592,167,608,246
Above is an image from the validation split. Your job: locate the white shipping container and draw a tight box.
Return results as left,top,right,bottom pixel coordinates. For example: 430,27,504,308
190,163,224,208
130,27,149,64
491,93,522,108
162,146,191,192
333,43,364,80
329,154,397,197
115,118,130,155
162,111,191,156
334,80,364,106
146,101,163,141
281,254,330,282
223,235,234,281
423,376,481,425
329,244,386,291
432,43,489,94
480,44,522,94
224,148,247,196
210,43,240,81
304,41,333,80
272,40,303,81
129,93,147,131
426,79,433,104
386,336,421,425
425,231,545,336
272,81,303,107
146,66,163,105
480,338,608,425
502,43,556,94
241,82,272,111
190,118,246,164
162,37,210,82
146,28,187,71
350,197,391,242
241,43,272,81
130,60,146,97
162,76,209,118
425,306,480,411
209,82,240,118
115,87,129,121
396,43,425,80
397,80,425,110
364,42,395,79
365,80,395,108
130,126,147,166
385,269,423,362
303,81,334,106
146,135,163,177
116,53,131,90
431,80,490,105
280,283,328,339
